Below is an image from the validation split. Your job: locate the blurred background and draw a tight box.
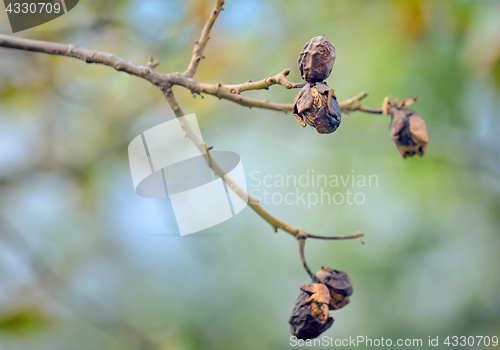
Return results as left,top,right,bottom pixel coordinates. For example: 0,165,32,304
0,0,500,349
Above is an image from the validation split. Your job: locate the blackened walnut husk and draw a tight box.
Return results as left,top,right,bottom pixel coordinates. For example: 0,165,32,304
315,267,353,311
298,36,336,83
382,97,428,159
289,283,334,339
293,82,341,134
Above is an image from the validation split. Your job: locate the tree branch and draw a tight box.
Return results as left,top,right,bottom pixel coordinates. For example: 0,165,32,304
184,0,225,78
0,1,370,256
0,32,369,242
0,35,383,115
212,90,384,114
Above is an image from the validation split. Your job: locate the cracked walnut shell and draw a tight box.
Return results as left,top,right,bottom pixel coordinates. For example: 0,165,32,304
289,283,334,339
293,82,341,134
382,97,428,158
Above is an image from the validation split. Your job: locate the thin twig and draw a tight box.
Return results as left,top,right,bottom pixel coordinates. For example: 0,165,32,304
339,91,383,114
216,91,294,112
184,0,225,78
170,69,304,95
306,231,364,240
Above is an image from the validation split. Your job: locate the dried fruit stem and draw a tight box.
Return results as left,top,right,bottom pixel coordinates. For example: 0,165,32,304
298,237,320,283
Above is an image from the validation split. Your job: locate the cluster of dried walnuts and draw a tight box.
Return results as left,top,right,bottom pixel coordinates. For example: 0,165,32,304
293,36,342,134
289,267,352,339
292,36,429,159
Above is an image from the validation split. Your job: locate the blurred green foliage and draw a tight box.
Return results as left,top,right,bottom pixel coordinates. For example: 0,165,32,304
0,306,52,336
0,0,500,349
